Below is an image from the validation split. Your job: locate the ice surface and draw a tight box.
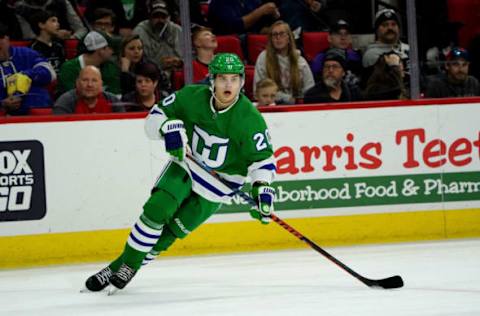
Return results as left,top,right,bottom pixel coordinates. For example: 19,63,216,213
1,239,479,316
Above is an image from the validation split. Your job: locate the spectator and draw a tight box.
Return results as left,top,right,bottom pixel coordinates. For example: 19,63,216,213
0,24,56,115
122,62,162,112
304,48,361,103
120,34,144,95
161,0,208,27
133,0,183,73
311,19,362,86
425,47,480,98
253,78,278,106
14,0,87,40
88,8,117,36
278,0,328,32
362,9,409,72
364,51,408,100
57,30,121,97
254,21,314,104
208,0,280,35
53,65,123,114
83,0,149,37
192,26,217,83
82,8,123,58
119,34,170,97
29,10,66,76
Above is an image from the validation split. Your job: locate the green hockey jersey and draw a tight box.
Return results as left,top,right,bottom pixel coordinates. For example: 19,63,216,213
145,84,276,203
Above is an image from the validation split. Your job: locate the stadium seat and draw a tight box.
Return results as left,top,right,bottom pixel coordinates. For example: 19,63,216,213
447,0,480,48
302,32,329,63
64,39,79,60
244,65,255,100
246,34,268,65
10,41,30,47
215,35,244,61
199,2,209,21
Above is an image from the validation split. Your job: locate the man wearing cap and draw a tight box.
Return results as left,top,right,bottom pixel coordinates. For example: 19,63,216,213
304,48,361,103
57,30,121,97
133,0,182,72
362,8,409,70
425,47,480,98
311,19,362,85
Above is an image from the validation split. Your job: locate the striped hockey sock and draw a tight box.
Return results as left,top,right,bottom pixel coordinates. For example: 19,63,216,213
141,250,160,266
123,215,163,270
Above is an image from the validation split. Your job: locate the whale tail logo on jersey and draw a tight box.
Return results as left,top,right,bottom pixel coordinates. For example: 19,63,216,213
191,125,230,169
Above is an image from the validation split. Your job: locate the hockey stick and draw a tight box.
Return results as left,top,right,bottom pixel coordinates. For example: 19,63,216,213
185,153,404,289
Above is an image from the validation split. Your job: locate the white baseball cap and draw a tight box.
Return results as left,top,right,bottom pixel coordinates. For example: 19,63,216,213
83,31,109,51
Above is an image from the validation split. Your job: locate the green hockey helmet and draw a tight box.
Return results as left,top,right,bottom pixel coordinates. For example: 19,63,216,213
208,53,245,76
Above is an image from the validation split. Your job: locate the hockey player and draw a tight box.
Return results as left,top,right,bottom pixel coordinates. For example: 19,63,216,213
84,53,276,292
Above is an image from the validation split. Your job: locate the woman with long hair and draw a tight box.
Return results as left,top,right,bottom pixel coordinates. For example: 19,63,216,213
120,34,147,94
253,20,314,104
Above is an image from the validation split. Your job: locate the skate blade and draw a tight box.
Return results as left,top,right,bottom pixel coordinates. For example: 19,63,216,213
107,285,120,296
79,286,90,293
80,286,108,293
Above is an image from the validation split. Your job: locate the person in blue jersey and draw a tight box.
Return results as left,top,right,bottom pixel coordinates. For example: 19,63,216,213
0,24,56,115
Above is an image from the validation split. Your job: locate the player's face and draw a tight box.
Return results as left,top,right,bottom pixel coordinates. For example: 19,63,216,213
256,86,277,106
446,59,469,83
124,39,143,64
213,74,242,109
136,75,157,97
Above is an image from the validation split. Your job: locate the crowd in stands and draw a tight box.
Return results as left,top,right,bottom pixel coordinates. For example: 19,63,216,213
0,0,479,116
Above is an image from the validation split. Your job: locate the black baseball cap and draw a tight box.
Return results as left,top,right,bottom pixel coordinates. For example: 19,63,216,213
330,19,351,34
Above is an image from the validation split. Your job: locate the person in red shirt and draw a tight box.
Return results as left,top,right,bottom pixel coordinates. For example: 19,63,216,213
192,26,217,83
53,65,123,114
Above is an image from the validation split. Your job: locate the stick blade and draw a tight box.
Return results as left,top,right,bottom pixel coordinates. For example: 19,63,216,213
370,275,404,289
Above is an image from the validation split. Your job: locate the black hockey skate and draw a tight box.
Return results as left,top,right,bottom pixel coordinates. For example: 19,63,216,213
109,263,137,291
84,266,113,292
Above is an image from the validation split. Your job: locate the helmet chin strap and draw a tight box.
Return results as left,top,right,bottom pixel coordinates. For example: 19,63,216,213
211,88,240,109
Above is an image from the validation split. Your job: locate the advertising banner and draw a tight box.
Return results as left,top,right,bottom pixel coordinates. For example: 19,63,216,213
221,104,480,214
0,102,479,235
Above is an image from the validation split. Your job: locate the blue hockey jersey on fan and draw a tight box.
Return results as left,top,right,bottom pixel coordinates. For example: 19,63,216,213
0,46,56,115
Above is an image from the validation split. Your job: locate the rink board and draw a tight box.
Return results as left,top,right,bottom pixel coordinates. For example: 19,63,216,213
1,99,480,268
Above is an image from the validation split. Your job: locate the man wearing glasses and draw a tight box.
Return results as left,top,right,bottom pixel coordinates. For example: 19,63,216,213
304,48,361,103
425,47,480,98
